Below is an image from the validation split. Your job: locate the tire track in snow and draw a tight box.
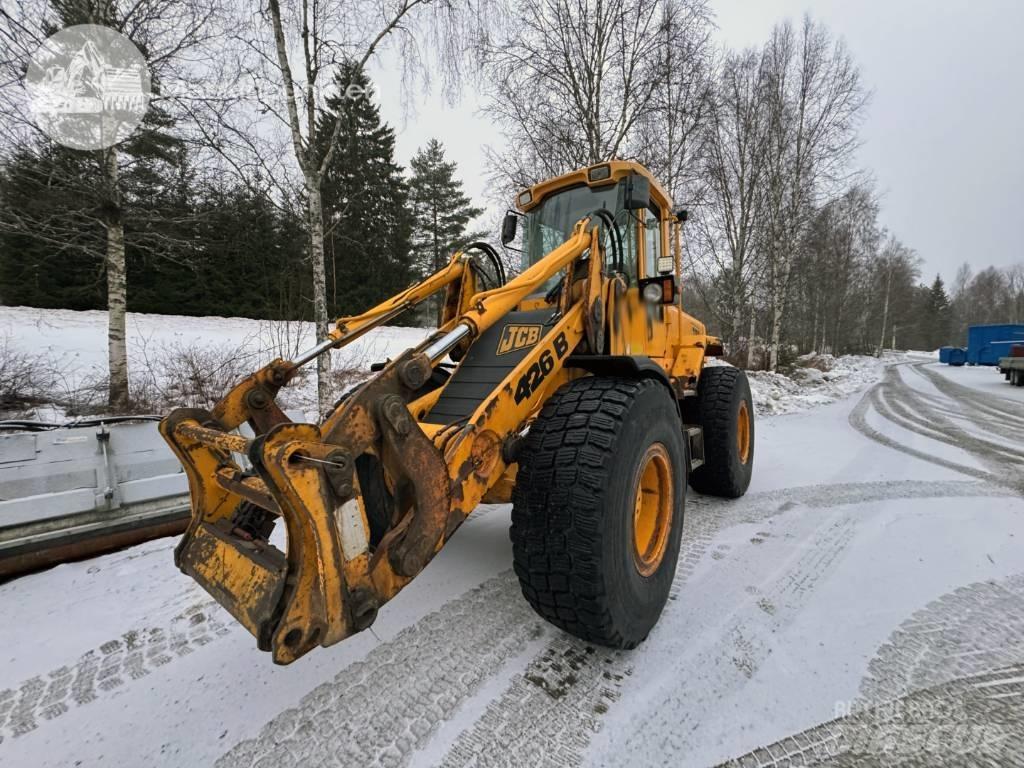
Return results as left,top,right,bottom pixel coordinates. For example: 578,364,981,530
887,366,1024,465
849,363,1024,492
0,601,229,741
589,507,859,763
435,497,724,768
718,573,1024,766
914,363,1024,431
719,663,1024,766
434,480,1007,767
858,572,1024,707
849,371,993,483
439,637,628,768
215,573,542,768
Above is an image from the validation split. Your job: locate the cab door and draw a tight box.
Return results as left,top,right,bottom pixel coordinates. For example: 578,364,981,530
606,202,668,360
639,202,670,360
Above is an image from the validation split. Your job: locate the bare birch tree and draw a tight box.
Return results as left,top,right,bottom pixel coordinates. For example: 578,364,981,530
873,236,918,354
632,0,713,202
478,0,713,193
758,16,868,370
689,48,768,346
212,0,477,415
0,0,219,409
792,182,879,353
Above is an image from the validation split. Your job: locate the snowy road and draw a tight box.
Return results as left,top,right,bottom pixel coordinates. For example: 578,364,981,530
1,360,1022,767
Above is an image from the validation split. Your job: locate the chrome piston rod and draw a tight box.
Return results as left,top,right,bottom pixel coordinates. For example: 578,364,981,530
422,323,472,362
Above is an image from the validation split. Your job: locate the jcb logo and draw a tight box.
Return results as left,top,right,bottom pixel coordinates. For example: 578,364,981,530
497,324,542,355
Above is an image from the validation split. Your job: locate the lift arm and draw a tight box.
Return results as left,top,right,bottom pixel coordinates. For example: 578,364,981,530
161,220,603,663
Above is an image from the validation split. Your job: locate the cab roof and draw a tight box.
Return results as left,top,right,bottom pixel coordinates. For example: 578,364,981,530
514,161,673,214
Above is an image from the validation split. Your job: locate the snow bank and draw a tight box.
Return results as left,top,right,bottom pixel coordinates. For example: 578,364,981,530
1,305,891,421
0,305,431,419
0,305,430,375
746,353,887,415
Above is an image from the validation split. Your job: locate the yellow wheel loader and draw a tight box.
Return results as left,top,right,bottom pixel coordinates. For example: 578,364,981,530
160,161,754,664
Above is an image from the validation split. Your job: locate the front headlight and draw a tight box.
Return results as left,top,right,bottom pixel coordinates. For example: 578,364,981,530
642,283,664,303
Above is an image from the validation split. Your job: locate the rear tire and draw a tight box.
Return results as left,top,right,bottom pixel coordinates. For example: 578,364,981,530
511,376,686,649
687,366,754,498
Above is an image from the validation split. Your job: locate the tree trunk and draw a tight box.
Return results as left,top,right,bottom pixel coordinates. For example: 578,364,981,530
307,179,332,417
104,148,129,411
811,299,819,354
767,255,790,372
878,269,891,356
745,309,756,369
768,302,784,371
729,245,745,348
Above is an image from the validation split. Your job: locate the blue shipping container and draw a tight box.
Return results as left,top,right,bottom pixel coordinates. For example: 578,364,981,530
948,347,967,366
966,324,1024,365
939,346,953,364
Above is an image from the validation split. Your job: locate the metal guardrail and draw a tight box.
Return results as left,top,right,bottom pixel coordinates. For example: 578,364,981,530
0,418,191,576
0,410,306,577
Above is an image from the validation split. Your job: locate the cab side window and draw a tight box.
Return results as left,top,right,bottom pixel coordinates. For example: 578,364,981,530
619,213,638,284
601,213,639,286
643,204,662,278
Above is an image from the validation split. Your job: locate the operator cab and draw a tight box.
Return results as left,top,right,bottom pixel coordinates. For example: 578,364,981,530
504,161,680,306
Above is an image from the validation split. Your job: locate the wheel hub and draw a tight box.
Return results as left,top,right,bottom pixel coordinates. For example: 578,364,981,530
737,400,751,464
632,443,673,576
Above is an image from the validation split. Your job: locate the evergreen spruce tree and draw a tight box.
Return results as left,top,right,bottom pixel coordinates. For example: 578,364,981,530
0,143,107,310
923,274,952,349
318,64,414,318
191,182,309,321
0,141,308,321
408,138,484,277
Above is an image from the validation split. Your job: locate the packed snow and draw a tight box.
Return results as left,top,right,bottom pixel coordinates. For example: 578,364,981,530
1,307,1022,767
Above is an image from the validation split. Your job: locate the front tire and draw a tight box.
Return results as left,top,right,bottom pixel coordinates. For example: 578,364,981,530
511,376,686,649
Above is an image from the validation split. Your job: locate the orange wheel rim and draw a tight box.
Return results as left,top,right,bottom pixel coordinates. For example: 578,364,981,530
632,443,674,577
737,400,751,464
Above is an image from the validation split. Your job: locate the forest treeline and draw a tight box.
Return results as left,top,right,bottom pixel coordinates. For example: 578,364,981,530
0,65,480,323
1,0,1022,410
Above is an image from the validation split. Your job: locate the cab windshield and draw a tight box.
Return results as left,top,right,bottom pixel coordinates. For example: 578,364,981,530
521,182,637,288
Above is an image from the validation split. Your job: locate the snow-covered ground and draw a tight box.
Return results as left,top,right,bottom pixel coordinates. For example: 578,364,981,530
930,356,1024,404
0,305,891,421
0,306,430,375
0,306,431,419
1,310,1022,767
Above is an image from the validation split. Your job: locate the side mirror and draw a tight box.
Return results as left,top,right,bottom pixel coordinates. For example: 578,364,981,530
624,174,650,210
500,212,518,245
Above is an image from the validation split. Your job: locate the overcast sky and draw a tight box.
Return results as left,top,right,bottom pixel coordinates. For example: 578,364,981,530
370,0,1024,282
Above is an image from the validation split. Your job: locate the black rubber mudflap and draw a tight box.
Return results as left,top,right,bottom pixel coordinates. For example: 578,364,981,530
425,309,555,425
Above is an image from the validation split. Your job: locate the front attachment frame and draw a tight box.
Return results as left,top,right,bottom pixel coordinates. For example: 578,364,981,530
161,350,451,664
